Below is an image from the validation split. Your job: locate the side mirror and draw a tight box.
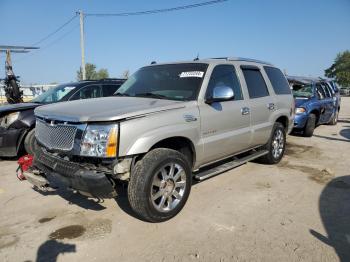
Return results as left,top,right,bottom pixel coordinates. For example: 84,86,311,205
206,85,234,104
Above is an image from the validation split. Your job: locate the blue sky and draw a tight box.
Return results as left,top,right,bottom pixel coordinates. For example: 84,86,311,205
0,0,349,84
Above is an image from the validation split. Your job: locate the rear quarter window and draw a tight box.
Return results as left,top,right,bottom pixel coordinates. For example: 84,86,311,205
264,66,291,95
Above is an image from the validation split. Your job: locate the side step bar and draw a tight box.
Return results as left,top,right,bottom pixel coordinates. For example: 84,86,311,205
194,150,268,181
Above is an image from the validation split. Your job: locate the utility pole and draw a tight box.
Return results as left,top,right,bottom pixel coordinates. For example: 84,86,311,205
78,10,86,80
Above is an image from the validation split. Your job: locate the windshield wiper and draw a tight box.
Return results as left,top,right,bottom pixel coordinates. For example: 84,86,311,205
135,93,168,100
114,92,130,97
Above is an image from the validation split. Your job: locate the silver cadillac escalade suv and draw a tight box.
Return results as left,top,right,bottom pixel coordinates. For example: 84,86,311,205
32,58,294,222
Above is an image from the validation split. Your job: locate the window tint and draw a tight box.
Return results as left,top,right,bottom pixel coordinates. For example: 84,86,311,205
70,85,102,100
321,83,332,98
264,66,291,95
206,65,243,100
102,84,121,97
241,68,269,98
316,84,326,99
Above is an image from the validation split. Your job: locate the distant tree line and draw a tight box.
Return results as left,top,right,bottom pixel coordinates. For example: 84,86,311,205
325,50,350,87
77,63,130,81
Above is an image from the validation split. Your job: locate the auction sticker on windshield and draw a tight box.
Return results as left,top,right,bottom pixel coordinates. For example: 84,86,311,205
179,71,204,78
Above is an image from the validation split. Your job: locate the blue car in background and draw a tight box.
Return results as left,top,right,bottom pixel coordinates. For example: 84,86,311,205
288,76,339,137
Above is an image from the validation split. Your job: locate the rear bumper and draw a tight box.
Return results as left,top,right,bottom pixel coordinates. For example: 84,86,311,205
34,146,117,198
293,114,308,129
0,127,27,157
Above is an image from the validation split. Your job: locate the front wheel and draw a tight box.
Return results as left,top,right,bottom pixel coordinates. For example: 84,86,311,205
128,148,192,222
259,122,286,164
24,129,37,155
303,113,316,137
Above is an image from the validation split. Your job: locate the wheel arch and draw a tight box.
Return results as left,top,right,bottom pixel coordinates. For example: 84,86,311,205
275,115,289,131
149,136,196,168
309,109,320,124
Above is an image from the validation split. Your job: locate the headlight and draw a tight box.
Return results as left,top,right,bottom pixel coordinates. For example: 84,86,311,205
0,112,20,128
80,124,118,157
295,107,306,114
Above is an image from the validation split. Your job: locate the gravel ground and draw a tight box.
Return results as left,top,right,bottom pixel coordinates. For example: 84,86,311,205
1,97,350,262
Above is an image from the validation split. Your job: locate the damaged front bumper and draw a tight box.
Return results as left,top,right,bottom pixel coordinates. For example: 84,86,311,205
34,146,117,198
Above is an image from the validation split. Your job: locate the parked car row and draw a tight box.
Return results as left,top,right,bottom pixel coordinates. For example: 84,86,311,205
0,57,341,222
0,78,125,157
287,76,341,137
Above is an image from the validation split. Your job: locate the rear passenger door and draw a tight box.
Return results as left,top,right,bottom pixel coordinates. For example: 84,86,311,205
320,83,335,123
315,84,330,124
240,65,274,147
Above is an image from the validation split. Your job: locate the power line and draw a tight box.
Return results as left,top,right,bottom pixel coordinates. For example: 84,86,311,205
14,23,80,63
31,14,78,46
85,0,229,17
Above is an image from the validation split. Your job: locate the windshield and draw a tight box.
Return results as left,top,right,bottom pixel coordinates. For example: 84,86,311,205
115,63,208,101
31,84,77,104
292,84,314,98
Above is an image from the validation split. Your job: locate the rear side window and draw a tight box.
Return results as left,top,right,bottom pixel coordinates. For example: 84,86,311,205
102,84,121,96
264,66,291,95
316,84,326,99
241,67,269,98
206,64,243,100
70,85,102,100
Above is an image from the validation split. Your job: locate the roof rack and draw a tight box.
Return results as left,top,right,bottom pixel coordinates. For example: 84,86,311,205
209,57,273,66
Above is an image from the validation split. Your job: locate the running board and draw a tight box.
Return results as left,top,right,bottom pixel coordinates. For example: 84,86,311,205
194,150,268,181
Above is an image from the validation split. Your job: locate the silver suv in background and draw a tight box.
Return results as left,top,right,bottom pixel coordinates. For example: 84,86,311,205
31,58,294,222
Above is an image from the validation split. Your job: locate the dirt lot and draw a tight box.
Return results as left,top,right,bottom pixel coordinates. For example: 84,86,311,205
1,98,350,262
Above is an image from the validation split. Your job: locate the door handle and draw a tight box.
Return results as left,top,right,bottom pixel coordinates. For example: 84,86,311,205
241,107,250,115
267,103,275,111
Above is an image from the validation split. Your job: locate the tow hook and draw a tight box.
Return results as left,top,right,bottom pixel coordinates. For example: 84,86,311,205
16,154,34,181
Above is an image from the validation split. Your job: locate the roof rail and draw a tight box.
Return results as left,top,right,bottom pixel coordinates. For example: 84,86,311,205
80,78,126,82
209,57,273,65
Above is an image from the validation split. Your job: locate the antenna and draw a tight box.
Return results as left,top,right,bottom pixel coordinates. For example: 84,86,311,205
194,53,200,61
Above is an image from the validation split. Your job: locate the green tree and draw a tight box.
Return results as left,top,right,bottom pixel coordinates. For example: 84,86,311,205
77,63,109,80
325,50,350,87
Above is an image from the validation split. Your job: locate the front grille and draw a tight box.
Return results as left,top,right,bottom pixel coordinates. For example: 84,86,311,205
36,120,77,151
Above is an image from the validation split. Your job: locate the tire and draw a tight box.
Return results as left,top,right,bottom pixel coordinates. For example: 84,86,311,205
303,113,316,137
128,148,192,222
329,110,338,126
24,129,36,155
259,122,286,165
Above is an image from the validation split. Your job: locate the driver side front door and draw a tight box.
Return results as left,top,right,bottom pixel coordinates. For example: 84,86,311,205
199,64,251,165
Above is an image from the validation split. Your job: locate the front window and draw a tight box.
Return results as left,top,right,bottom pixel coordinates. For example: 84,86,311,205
31,84,77,104
115,63,208,101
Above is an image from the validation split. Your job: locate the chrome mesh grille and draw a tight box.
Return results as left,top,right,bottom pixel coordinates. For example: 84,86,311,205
36,120,77,151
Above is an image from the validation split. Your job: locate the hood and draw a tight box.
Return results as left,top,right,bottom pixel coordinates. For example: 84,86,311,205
294,97,311,108
35,97,188,122
0,102,39,114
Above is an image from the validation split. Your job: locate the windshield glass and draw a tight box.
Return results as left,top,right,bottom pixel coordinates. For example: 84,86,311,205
292,84,313,98
31,84,77,104
115,63,208,101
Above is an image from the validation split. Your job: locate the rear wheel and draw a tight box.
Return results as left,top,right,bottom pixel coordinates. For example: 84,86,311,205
303,113,316,137
128,148,192,222
259,122,286,164
24,129,36,155
329,110,338,125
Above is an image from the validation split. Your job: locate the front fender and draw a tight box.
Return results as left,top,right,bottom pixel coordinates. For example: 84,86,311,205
118,104,201,158
125,124,199,156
